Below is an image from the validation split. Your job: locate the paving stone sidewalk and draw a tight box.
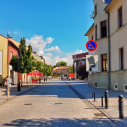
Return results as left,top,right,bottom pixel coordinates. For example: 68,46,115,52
65,80,127,127
0,82,44,106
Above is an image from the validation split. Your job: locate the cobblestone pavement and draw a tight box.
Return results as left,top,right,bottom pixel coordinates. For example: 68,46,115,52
65,80,127,127
0,79,117,127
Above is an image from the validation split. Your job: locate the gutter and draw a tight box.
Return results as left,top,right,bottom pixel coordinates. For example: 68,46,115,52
105,11,111,89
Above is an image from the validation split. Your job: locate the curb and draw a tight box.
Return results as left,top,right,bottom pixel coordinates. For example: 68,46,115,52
64,81,119,127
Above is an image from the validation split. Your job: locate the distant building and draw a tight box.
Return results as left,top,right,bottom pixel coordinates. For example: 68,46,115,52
72,52,88,79
53,66,69,75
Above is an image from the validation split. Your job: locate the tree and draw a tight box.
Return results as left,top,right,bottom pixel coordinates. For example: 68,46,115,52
10,37,33,85
68,65,73,74
53,61,67,67
90,11,95,19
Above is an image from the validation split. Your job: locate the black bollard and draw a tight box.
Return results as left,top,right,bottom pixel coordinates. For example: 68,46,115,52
105,91,108,109
101,96,103,107
118,95,124,119
17,83,20,91
94,93,95,101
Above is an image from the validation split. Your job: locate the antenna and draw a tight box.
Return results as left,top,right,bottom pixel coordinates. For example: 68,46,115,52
7,29,9,38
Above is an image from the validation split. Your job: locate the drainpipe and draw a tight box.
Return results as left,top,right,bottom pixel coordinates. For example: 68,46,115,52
105,11,111,89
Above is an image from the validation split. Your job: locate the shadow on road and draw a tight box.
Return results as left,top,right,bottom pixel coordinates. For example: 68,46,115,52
3,117,113,127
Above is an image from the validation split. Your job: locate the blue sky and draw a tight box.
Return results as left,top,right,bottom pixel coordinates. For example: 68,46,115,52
0,0,94,65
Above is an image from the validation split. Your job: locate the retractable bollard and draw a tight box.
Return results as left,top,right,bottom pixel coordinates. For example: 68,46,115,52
119,95,124,119
105,91,108,109
101,96,103,107
94,93,95,101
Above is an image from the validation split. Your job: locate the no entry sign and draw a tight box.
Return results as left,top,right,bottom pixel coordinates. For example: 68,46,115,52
86,40,97,51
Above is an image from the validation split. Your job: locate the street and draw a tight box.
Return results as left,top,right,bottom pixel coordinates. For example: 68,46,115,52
0,79,117,127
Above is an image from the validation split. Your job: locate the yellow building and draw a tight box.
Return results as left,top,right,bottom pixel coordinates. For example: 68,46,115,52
0,35,8,86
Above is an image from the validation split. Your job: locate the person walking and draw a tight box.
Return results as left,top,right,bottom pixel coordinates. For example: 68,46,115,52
5,75,12,100
43,76,45,82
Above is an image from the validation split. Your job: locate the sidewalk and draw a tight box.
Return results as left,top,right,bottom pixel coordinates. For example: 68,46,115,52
0,82,43,106
65,80,127,127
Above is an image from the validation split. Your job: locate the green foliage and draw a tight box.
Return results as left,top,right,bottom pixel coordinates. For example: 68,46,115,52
53,61,67,67
90,11,95,19
68,65,73,74
10,37,33,74
10,55,18,72
25,45,33,74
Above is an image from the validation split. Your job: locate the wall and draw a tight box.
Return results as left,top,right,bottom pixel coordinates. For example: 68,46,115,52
0,35,8,85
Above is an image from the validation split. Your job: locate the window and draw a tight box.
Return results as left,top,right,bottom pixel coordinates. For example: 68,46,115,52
0,51,3,75
11,52,13,60
95,25,97,40
91,36,93,40
118,7,123,28
101,54,107,71
95,5,97,16
100,21,107,38
119,48,124,70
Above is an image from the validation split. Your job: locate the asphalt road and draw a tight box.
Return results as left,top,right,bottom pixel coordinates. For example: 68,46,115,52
0,79,115,127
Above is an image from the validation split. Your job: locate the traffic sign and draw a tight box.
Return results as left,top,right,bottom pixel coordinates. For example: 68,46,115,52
86,40,97,51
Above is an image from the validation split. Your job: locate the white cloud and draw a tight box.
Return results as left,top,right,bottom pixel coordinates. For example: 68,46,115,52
44,46,60,51
43,49,86,66
26,35,54,55
13,31,18,35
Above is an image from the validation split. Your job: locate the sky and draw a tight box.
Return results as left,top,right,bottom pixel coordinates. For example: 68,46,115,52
0,0,94,66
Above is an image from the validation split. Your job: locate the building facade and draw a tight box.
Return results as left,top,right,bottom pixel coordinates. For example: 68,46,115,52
72,52,88,80
85,0,127,92
8,40,19,84
0,35,8,86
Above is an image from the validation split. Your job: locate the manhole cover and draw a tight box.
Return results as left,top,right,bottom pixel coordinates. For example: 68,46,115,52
55,103,62,104
94,113,104,117
24,103,32,105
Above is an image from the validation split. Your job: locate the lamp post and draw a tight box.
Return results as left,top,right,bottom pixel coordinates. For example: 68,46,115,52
17,50,21,91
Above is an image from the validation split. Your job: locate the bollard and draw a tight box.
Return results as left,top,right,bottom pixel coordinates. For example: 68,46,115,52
94,93,95,101
105,91,108,109
101,96,103,107
118,95,124,119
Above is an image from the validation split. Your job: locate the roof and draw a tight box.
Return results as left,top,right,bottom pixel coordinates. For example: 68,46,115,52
8,40,19,50
85,23,94,36
0,34,7,39
104,0,114,11
72,52,88,59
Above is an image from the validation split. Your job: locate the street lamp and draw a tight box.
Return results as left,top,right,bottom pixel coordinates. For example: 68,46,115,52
17,50,21,91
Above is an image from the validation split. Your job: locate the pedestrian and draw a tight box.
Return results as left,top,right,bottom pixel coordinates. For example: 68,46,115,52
44,76,45,82
46,76,47,82
4,74,12,100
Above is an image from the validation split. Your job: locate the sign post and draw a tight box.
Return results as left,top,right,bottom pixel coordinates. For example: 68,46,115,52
86,40,98,97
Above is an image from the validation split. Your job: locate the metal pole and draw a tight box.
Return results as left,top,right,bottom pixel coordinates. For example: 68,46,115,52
118,95,124,119
17,50,20,91
92,72,94,97
94,93,95,101
105,91,108,109
101,96,103,107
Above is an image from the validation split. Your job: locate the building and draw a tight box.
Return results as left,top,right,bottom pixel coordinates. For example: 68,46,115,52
8,39,19,84
0,35,8,86
53,66,69,75
85,0,127,92
72,52,88,80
